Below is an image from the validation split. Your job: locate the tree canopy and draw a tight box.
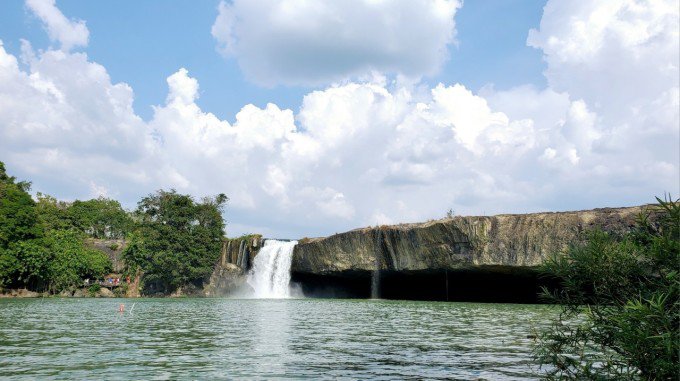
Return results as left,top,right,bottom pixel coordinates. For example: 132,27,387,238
123,190,228,293
1,161,230,295
0,161,114,292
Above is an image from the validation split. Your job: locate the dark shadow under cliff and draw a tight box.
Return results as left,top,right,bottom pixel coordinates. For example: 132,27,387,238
292,267,553,303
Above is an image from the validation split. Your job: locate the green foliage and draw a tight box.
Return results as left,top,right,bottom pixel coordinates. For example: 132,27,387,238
536,196,679,380
5,239,51,290
0,161,113,293
34,193,72,232
68,197,132,239
113,282,128,297
35,192,133,239
41,230,111,293
0,248,20,288
123,190,227,293
0,163,41,250
88,283,101,296
0,162,229,296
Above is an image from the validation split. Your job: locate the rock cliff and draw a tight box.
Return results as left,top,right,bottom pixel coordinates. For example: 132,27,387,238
292,205,648,274
84,238,127,273
203,235,262,296
290,205,652,301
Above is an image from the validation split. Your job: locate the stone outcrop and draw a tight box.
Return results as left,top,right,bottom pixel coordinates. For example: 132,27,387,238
293,205,650,274
203,263,247,297
85,238,127,273
202,235,262,296
80,206,653,301
0,288,41,298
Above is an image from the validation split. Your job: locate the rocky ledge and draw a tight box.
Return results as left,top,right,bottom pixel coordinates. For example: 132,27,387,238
290,205,652,301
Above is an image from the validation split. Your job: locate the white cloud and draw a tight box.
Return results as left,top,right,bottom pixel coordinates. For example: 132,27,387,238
300,187,355,220
0,0,678,238
211,0,461,86
25,0,89,51
527,0,679,121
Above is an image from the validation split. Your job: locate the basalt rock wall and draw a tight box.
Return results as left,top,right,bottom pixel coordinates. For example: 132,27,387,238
292,206,648,274
290,206,651,300
203,235,262,297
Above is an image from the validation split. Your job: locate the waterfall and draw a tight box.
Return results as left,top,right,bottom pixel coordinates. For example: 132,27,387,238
372,231,382,299
247,240,297,298
371,256,380,299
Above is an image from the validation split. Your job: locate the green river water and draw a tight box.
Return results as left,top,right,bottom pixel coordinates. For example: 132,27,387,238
0,298,555,380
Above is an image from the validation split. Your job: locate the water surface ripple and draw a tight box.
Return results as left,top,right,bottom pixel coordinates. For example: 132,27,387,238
0,298,554,380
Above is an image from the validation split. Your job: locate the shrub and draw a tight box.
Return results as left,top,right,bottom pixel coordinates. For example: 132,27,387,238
535,196,679,380
88,283,101,296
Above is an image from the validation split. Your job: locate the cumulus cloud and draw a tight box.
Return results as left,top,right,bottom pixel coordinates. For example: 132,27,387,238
527,0,679,124
25,0,89,51
211,0,461,86
0,0,678,238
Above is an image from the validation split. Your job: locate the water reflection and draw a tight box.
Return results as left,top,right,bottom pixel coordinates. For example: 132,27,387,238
0,298,555,380
251,300,292,377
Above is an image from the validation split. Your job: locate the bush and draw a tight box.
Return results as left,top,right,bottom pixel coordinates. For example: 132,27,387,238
535,196,679,380
113,282,128,297
88,283,101,296
44,231,112,293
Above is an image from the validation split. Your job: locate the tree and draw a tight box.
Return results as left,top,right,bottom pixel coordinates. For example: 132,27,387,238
0,162,41,249
535,196,679,380
0,162,42,288
35,193,73,232
43,230,111,293
123,190,227,293
68,197,132,239
0,161,113,292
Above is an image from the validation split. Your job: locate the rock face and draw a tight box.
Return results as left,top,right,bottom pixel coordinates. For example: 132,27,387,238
0,288,41,298
85,239,127,273
290,206,651,301
202,235,262,296
97,287,115,298
203,263,247,297
293,206,648,274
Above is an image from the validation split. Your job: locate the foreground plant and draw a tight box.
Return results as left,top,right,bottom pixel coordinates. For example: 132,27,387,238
536,196,679,380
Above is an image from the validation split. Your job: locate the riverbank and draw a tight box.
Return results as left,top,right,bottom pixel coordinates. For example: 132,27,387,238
0,287,117,298
3,204,653,302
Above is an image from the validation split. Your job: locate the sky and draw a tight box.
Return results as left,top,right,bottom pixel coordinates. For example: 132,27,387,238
0,0,677,238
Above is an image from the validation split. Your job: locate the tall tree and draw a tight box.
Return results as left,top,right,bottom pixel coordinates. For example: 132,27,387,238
123,190,228,293
0,162,41,249
68,197,132,239
0,162,112,292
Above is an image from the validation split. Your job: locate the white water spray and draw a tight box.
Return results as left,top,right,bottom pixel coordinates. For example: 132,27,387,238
247,240,297,298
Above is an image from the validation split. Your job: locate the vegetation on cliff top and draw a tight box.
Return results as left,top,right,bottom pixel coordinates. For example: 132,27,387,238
536,196,679,380
122,190,228,294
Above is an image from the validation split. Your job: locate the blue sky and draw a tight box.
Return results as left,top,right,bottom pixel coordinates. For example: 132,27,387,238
0,0,677,238
0,0,546,121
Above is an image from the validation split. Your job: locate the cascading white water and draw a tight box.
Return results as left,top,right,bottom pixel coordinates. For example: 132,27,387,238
247,240,297,298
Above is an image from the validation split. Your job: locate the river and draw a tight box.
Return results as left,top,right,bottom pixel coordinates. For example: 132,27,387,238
0,298,554,380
